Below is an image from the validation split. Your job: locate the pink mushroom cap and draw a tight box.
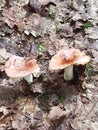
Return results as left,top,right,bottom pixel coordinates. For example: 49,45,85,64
5,55,40,78
49,48,90,70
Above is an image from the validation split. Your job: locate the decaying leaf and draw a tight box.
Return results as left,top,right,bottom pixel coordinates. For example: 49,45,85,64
2,5,56,36
85,26,98,39
12,0,29,6
72,0,86,21
2,6,27,28
38,0,60,5
91,50,98,72
0,0,6,11
46,106,69,121
11,111,30,130
0,48,11,64
86,0,98,24
81,96,90,104
16,97,36,114
71,12,82,21
29,0,60,14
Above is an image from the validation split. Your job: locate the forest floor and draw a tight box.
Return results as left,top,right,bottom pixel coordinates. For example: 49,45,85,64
0,0,98,130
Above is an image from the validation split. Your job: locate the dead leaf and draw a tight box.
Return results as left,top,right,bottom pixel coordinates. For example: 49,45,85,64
86,0,98,24
57,23,73,38
46,106,69,121
11,111,30,130
0,110,15,124
91,50,98,72
0,48,11,64
71,12,82,21
2,5,27,28
12,0,29,6
81,96,90,104
72,0,86,21
0,0,6,10
2,5,56,36
29,0,60,14
16,97,36,114
85,26,98,39
31,83,43,93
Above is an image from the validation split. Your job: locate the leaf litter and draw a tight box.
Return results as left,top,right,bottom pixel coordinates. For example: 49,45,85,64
0,0,98,130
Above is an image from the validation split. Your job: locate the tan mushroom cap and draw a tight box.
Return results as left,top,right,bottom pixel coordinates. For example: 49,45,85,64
5,55,40,78
49,48,90,70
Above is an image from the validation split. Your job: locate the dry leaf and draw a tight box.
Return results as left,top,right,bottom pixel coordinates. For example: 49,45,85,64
46,106,69,121
81,96,90,104
85,26,98,39
0,48,11,64
86,0,98,24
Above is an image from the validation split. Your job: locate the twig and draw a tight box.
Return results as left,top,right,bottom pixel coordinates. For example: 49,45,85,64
0,54,7,61
81,100,98,121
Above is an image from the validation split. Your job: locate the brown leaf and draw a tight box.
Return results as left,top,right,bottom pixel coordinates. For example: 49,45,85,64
0,109,15,124
81,96,90,104
2,6,46,36
46,106,69,122
29,0,60,14
2,8,16,28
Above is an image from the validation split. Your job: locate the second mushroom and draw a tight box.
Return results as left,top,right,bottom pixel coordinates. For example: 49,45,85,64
49,48,90,81
5,55,40,83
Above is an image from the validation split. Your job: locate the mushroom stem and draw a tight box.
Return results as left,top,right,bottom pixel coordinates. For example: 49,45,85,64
24,74,33,84
64,65,73,81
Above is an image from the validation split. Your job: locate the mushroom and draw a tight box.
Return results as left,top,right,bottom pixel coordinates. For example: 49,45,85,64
5,55,40,83
49,48,90,81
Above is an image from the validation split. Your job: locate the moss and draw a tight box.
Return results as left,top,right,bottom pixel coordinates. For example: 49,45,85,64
46,6,56,19
38,44,46,52
39,73,46,82
86,62,93,81
40,73,46,78
84,21,93,28
57,90,66,103
29,124,37,129
38,92,50,111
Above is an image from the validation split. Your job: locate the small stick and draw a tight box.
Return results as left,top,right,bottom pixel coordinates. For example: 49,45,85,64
0,54,7,61
81,100,98,121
